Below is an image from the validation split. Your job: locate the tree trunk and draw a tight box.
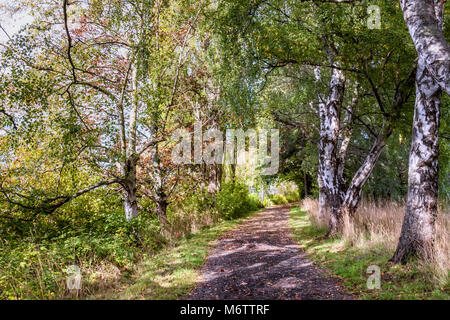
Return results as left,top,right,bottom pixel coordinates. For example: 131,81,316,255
341,124,393,216
303,172,309,198
124,158,138,221
314,67,328,224
317,174,328,223
123,64,140,222
155,193,169,229
217,163,223,190
391,0,444,264
150,143,170,231
391,65,441,263
319,66,346,236
124,187,138,221
231,163,236,183
400,0,450,95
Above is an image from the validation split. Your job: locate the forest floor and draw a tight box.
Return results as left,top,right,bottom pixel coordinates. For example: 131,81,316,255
186,204,353,300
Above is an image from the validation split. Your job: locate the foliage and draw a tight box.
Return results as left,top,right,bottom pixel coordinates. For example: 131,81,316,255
270,194,288,205
0,0,449,301
262,197,274,208
247,194,265,210
216,182,262,219
0,191,163,299
285,190,300,203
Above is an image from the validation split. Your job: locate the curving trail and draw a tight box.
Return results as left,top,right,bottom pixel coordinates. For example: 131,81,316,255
186,205,353,300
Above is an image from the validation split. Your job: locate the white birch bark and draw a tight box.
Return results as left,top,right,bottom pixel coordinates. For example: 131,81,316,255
319,66,346,235
400,0,450,95
392,0,444,263
341,124,393,215
151,144,169,228
123,66,139,221
314,67,329,224
337,86,358,200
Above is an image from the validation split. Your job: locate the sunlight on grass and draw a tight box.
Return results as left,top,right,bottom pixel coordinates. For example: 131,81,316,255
289,207,450,300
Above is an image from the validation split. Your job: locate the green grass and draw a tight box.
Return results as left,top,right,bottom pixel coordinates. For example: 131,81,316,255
289,207,450,300
94,210,261,300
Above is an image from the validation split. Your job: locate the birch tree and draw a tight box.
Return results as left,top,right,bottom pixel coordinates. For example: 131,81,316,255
318,63,346,234
0,0,201,222
391,0,447,263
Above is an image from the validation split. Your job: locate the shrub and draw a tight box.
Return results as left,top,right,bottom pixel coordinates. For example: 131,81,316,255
262,197,273,208
270,194,288,205
285,190,300,203
0,190,164,300
246,194,264,212
166,186,221,238
216,182,259,219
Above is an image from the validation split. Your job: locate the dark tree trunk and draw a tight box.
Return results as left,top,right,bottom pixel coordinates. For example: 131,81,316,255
217,164,223,190
303,172,309,198
123,157,138,221
155,194,169,228
231,164,236,183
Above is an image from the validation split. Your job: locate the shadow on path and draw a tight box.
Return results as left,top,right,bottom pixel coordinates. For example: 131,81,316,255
186,205,353,300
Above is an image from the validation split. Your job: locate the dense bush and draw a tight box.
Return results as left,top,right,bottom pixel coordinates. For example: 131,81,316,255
0,191,163,299
285,190,300,203
270,194,288,205
262,197,274,208
216,182,262,219
246,194,265,211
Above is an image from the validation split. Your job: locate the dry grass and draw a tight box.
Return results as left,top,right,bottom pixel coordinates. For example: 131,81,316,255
301,198,450,284
166,208,220,240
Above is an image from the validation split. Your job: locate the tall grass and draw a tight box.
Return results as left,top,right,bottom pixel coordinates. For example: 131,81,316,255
301,198,450,285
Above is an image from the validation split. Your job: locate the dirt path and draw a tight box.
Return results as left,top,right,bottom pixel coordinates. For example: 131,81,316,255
186,205,353,300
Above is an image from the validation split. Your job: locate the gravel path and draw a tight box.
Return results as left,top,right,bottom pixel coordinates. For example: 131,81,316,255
186,205,353,300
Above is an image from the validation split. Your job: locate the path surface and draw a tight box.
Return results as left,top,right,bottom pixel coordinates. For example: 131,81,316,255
187,205,353,300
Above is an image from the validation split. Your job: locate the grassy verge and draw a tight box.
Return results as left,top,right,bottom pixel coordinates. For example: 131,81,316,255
289,207,450,300
94,210,261,300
